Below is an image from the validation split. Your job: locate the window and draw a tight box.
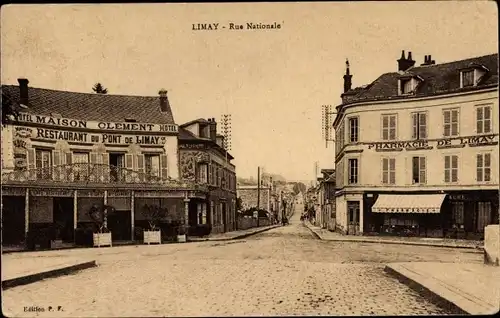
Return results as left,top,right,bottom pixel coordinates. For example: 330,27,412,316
476,153,491,182
461,70,474,87
444,155,459,183
145,154,160,177
451,202,465,226
382,158,396,184
72,152,89,181
35,149,52,179
348,117,359,143
443,108,460,137
400,79,414,94
411,112,427,139
412,156,426,184
476,105,492,134
476,202,492,232
198,163,208,183
382,114,397,141
347,158,358,184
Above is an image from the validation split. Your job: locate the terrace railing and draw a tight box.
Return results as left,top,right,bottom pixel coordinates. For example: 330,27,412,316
2,163,207,190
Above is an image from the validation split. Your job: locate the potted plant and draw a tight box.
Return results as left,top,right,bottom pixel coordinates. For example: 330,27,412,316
176,223,187,243
89,204,114,247
142,204,166,245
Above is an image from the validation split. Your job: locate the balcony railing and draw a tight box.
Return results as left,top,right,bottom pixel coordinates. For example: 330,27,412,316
2,163,207,190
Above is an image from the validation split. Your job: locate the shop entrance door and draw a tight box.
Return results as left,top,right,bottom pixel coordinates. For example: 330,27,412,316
347,201,360,235
53,197,74,242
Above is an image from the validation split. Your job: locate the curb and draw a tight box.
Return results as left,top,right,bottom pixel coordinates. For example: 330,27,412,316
2,260,97,290
230,225,282,240
302,222,321,240
383,265,469,315
186,225,281,243
304,224,482,250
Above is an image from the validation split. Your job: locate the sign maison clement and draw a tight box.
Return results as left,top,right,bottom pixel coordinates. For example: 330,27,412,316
367,134,497,151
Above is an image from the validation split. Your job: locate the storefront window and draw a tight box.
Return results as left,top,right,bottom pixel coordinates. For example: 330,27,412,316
451,202,464,226
476,202,492,232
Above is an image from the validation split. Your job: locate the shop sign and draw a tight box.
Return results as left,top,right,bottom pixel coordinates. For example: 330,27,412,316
2,187,26,196
17,113,178,133
30,188,73,197
448,194,466,201
135,191,182,198
179,143,206,149
108,190,131,197
31,127,167,145
79,189,105,197
367,134,497,151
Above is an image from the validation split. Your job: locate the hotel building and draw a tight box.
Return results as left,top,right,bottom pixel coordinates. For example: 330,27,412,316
333,52,498,239
1,79,207,247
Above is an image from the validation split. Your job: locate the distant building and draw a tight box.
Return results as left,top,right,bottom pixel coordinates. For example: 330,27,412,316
333,52,498,239
178,118,237,234
317,169,336,231
237,184,271,212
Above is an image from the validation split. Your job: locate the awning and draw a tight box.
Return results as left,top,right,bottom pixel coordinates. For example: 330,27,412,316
371,194,446,213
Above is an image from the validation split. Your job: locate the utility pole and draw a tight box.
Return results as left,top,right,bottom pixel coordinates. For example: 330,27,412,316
257,166,261,227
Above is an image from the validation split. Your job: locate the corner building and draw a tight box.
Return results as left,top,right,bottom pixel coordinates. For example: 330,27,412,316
1,79,206,246
333,52,498,239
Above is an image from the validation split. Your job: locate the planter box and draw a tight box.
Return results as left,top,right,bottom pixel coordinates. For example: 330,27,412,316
177,234,186,243
93,233,112,248
144,230,162,245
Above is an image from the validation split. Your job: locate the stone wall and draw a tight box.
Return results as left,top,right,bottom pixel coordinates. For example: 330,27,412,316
484,225,499,266
237,217,271,230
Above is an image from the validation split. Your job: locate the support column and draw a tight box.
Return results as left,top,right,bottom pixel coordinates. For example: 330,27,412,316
103,190,108,229
25,188,29,242
73,190,78,230
131,191,135,241
184,193,190,227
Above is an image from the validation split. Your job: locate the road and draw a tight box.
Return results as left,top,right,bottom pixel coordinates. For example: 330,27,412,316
3,203,482,317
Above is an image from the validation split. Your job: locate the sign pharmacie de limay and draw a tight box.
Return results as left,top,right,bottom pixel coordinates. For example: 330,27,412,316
367,134,498,151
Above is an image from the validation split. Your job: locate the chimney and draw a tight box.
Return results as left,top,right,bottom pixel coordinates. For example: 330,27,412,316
397,50,416,72
343,59,353,93
420,54,436,66
18,78,29,107
209,117,217,141
158,89,170,112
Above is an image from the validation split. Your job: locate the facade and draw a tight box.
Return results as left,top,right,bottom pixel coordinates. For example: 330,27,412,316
333,52,499,239
1,79,206,246
236,184,272,212
178,118,237,234
317,169,336,231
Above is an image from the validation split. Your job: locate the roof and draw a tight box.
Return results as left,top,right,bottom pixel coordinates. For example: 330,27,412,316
178,127,235,160
180,118,210,127
341,53,498,106
1,84,176,124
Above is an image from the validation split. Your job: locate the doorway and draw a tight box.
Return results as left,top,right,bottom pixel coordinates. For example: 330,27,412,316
347,201,360,235
109,153,125,181
2,196,26,245
53,197,75,242
107,211,132,241
222,202,227,232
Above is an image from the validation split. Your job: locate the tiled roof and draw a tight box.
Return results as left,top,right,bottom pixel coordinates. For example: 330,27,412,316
178,127,200,140
342,53,498,105
1,85,176,124
179,118,210,127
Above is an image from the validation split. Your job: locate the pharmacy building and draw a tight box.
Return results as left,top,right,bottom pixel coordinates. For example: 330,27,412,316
1,79,211,247
333,52,498,240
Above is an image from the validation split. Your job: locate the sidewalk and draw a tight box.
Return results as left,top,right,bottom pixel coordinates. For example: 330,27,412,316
304,221,483,250
384,262,499,315
2,255,96,290
188,224,281,242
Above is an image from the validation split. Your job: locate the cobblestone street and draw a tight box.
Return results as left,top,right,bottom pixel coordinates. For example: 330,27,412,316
3,205,482,317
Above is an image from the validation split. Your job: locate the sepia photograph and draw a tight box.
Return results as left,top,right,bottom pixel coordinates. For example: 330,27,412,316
1,1,499,317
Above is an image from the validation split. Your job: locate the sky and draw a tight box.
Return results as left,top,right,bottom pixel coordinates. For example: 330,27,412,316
1,2,498,181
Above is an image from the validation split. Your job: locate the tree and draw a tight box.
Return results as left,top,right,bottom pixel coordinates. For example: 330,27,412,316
92,83,108,94
142,204,168,231
2,92,19,126
292,182,307,195
236,197,243,212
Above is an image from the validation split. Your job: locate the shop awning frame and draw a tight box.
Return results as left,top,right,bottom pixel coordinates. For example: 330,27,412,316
371,194,446,213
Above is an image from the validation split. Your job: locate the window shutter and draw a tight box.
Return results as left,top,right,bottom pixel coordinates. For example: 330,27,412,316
419,113,427,139
27,148,36,180
53,150,61,181
484,106,491,133
89,152,98,182
125,154,134,183
419,157,426,183
160,154,168,179
443,110,451,136
476,108,483,134
476,154,483,182
484,153,491,181
382,158,388,184
101,153,110,183
412,113,418,139
64,152,73,182
389,158,396,184
389,116,396,140
444,156,450,183
135,154,145,182
451,156,458,182
451,110,459,136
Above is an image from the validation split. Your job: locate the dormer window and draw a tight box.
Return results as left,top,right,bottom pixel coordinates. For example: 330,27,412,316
461,70,474,87
460,64,488,88
398,76,421,95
